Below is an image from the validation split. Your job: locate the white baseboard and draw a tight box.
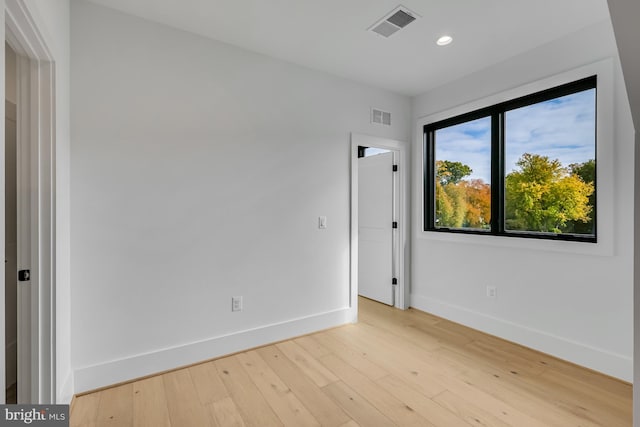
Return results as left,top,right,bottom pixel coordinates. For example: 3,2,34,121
74,307,354,393
58,372,74,404
410,294,632,382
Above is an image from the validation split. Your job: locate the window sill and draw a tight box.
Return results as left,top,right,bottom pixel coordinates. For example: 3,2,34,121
417,229,613,257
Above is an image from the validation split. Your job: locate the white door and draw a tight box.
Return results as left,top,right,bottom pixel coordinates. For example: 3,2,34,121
358,151,394,305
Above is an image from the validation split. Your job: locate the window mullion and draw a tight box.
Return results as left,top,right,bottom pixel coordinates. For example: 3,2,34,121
490,112,504,234
498,112,505,234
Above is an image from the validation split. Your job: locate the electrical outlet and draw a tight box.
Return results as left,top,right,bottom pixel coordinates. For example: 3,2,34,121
232,296,243,312
486,286,497,298
318,216,327,229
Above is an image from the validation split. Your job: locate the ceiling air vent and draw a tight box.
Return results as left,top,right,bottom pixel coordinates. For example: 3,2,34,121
369,6,418,38
372,108,391,126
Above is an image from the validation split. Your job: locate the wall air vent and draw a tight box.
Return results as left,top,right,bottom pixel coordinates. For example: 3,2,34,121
369,6,419,38
372,108,391,126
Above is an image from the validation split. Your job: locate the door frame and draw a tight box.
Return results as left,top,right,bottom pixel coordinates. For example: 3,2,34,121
3,0,56,404
350,133,409,313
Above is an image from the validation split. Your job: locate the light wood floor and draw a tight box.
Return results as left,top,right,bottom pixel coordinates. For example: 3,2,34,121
70,297,632,426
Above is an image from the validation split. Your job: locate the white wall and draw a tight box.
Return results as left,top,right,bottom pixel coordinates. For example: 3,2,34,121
411,20,634,381
70,1,410,392
604,0,640,422
604,0,640,423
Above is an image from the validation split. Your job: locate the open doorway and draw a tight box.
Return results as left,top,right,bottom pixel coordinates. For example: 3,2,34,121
2,0,58,403
357,146,396,306
5,42,17,403
350,133,409,316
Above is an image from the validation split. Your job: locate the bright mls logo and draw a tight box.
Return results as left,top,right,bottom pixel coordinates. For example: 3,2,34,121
1,405,68,426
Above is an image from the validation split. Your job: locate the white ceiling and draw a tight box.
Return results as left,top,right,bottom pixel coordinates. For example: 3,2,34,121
84,0,611,96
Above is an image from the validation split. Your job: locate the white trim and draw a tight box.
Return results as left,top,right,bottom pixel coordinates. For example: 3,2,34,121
410,293,632,381
5,0,52,61
57,372,72,404
73,307,352,393
15,51,33,404
351,133,410,309
414,58,615,256
4,0,56,403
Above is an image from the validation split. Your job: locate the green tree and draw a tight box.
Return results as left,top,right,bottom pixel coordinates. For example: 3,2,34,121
437,160,473,186
505,153,594,233
570,159,595,184
566,159,596,234
436,180,466,228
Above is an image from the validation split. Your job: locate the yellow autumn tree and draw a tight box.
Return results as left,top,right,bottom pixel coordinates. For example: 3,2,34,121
505,153,594,233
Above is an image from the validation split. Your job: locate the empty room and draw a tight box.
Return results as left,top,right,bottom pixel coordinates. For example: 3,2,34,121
1,0,639,426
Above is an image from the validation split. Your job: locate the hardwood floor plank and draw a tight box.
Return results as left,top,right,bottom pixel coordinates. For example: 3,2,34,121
536,359,632,399
359,297,439,327
276,340,339,387
319,353,434,426
293,335,333,358
207,397,246,427
132,376,171,427
188,361,229,405
214,356,283,427
358,306,442,352
535,370,632,426
456,367,602,427
257,345,351,426
334,322,552,427
460,328,631,399
95,384,133,427
433,390,513,427
463,338,547,376
163,368,211,427
312,331,389,380
376,375,469,427
237,350,320,426
322,381,395,427
328,324,449,397
70,392,101,427
434,373,549,427
410,319,474,348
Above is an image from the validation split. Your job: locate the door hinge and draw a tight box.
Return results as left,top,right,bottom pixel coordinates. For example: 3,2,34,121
392,278,398,285
392,165,398,172
18,269,31,281
392,221,398,229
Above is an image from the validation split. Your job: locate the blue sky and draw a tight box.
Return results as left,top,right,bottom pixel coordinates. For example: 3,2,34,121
435,89,596,183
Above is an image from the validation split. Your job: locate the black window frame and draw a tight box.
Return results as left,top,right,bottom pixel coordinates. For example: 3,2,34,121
423,75,597,243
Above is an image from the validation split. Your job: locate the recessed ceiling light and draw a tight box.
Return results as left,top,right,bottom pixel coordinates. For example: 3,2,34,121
437,35,453,46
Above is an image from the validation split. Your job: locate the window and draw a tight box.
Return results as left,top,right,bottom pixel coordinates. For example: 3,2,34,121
433,117,492,231
424,76,596,242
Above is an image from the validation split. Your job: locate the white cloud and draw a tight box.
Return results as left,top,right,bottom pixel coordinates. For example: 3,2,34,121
505,89,595,173
433,88,595,183
436,117,491,182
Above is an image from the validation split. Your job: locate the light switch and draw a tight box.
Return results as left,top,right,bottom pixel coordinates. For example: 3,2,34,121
318,216,327,229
